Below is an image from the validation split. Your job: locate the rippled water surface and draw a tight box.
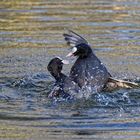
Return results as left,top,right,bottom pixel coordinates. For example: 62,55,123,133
0,0,140,139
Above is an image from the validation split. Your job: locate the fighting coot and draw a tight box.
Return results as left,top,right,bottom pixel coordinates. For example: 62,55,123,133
63,30,138,92
63,30,110,93
47,57,81,99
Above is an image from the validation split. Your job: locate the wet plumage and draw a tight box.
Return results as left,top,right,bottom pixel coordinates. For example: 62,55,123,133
47,57,81,99
63,30,138,92
63,31,111,92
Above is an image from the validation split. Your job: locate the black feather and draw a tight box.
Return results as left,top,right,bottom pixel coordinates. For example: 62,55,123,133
63,30,89,47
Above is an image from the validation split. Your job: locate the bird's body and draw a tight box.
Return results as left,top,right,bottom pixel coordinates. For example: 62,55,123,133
47,57,81,99
64,31,110,93
63,30,138,93
70,52,110,92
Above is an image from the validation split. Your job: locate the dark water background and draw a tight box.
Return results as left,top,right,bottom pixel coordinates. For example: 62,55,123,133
0,0,140,139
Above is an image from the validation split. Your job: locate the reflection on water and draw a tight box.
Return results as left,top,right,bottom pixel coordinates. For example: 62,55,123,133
0,0,140,139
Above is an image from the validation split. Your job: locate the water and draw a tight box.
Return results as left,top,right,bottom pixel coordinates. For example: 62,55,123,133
0,0,140,139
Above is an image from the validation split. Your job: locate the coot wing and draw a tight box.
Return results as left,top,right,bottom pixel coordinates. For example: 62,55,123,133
108,77,139,88
63,30,89,47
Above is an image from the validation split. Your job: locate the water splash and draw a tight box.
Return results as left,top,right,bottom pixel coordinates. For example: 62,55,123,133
0,71,140,111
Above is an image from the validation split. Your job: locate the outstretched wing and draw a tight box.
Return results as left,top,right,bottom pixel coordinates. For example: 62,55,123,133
63,30,89,47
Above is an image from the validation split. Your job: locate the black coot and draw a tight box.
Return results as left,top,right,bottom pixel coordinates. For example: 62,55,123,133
63,30,111,93
47,57,81,99
63,30,139,92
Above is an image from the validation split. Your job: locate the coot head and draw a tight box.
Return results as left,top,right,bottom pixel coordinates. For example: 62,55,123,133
63,30,92,58
47,57,68,79
67,44,92,58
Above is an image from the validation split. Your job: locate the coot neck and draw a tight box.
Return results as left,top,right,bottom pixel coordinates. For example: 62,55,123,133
55,73,67,82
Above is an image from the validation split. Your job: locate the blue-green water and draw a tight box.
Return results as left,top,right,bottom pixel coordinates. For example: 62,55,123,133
0,0,140,139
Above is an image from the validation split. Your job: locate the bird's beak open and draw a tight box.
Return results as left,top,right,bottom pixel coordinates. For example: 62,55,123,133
61,59,70,64
66,52,74,57
66,47,77,57
55,56,70,64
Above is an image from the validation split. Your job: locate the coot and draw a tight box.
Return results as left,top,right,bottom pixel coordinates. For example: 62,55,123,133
63,30,111,93
47,57,81,99
63,30,138,92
